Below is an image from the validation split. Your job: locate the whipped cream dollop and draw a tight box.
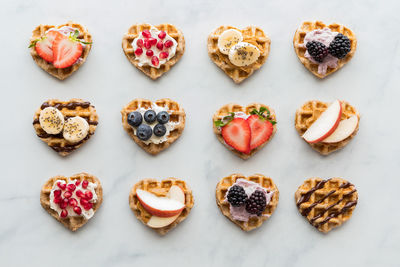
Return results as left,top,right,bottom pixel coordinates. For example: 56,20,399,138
301,28,339,75
225,178,274,222
132,103,178,145
50,180,98,220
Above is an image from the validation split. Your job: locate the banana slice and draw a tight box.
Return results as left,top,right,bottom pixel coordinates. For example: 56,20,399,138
63,116,89,143
217,29,243,55
228,42,261,67
39,107,64,135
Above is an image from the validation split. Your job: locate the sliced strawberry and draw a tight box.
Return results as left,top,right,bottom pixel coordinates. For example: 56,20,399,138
46,30,63,43
221,118,251,154
247,115,273,150
52,35,82,69
35,38,54,62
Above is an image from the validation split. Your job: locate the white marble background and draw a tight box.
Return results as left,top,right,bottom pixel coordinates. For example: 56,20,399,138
0,0,399,266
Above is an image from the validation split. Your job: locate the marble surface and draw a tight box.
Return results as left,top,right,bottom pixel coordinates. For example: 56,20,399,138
0,0,399,266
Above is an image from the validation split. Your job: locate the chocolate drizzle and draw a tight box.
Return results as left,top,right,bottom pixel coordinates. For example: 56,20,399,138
296,178,331,207
41,101,91,110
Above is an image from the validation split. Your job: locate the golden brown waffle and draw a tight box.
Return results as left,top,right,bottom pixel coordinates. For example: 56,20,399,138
207,25,271,83
40,173,103,231
122,23,185,79
121,98,185,155
295,177,358,233
213,103,277,159
293,21,357,78
216,174,279,231
295,100,360,155
33,99,98,156
30,21,92,80
129,178,194,235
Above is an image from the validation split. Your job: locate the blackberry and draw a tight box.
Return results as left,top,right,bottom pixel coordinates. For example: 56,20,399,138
245,190,266,216
306,41,328,63
227,185,248,207
328,33,351,59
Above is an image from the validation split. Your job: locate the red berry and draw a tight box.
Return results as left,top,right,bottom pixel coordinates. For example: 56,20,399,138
159,51,169,59
156,41,163,50
144,39,151,49
135,47,143,56
82,180,89,189
52,35,83,69
57,182,66,190
136,39,144,48
85,191,93,200
53,197,61,204
60,201,68,209
63,191,72,199
151,56,159,66
67,184,76,192
53,190,62,198
164,40,173,48
83,202,93,210
142,30,151,38
146,50,154,57
148,37,157,45
75,180,81,186
68,198,78,207
76,190,84,198
158,31,166,39
60,209,68,218
73,206,82,215
246,115,274,150
221,118,251,154
80,198,89,206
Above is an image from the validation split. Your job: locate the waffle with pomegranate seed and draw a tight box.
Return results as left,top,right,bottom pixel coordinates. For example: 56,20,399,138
129,178,194,235
30,21,92,80
121,98,185,155
295,177,358,233
216,174,279,232
122,23,185,79
33,99,98,156
207,25,270,83
295,100,359,155
213,103,277,159
293,21,357,78
40,173,103,231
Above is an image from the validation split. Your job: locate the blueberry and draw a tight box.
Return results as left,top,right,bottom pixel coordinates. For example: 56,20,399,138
144,110,156,123
156,111,170,124
127,111,142,127
153,124,166,137
136,124,152,141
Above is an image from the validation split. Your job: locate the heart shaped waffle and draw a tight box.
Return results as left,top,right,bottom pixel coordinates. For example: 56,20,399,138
295,177,358,233
129,178,194,235
213,103,277,159
122,23,185,79
207,25,270,83
293,21,357,78
33,99,99,156
30,21,92,80
40,173,103,231
216,174,279,231
121,98,185,155
295,100,360,155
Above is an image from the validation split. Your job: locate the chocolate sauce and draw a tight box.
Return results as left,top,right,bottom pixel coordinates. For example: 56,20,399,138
314,201,358,228
50,134,91,153
301,190,336,216
296,179,331,207
41,101,91,110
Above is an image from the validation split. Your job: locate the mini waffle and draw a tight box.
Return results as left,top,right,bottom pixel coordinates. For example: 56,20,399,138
216,174,279,231
293,21,357,78
121,98,185,155
295,100,360,155
295,177,358,233
122,23,185,79
207,25,270,83
129,178,194,235
33,99,98,156
40,173,103,231
30,21,92,80
213,103,277,159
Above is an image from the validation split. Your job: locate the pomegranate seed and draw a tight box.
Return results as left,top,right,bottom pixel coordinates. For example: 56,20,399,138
54,190,62,198
63,191,72,199
144,39,151,49
82,180,89,189
53,197,61,204
67,184,76,192
57,182,66,190
135,47,143,56
60,209,68,218
142,30,151,38
83,203,93,210
85,191,93,200
68,198,78,207
159,51,169,59
148,37,157,46
156,41,163,50
60,201,68,209
80,198,89,206
75,180,81,186
164,40,173,48
73,206,82,215
151,56,159,66
76,190,84,198
136,39,144,48
146,50,154,57
158,31,166,39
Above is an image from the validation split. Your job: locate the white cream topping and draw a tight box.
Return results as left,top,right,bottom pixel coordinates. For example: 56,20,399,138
49,180,98,220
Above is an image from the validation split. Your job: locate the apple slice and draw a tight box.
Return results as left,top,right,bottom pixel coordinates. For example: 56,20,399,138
322,115,358,143
166,185,185,203
136,189,184,218
302,100,342,144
